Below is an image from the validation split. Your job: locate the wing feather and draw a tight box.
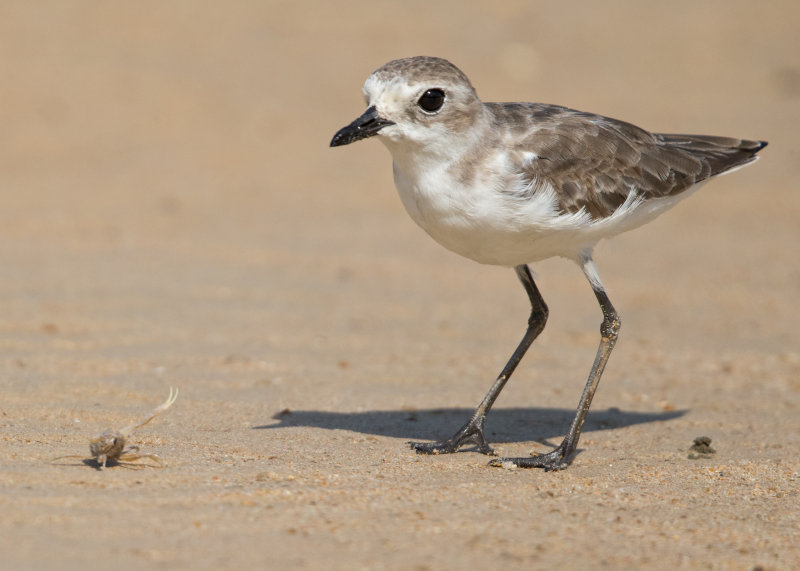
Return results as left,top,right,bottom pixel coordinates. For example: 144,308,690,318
489,103,766,219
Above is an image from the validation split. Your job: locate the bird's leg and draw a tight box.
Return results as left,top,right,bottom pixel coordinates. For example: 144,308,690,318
490,255,620,470
411,264,548,456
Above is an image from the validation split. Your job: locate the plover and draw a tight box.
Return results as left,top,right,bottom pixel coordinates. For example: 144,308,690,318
330,56,766,470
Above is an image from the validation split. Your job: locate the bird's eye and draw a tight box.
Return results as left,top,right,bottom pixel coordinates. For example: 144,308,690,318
417,89,445,113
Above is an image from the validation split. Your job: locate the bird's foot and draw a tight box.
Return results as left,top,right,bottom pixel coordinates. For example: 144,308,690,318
488,440,574,471
409,418,497,456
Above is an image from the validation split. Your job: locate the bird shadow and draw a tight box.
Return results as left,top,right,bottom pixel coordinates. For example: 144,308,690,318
253,406,686,446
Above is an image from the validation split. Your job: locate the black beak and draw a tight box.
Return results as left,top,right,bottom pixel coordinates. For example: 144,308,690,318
330,106,395,147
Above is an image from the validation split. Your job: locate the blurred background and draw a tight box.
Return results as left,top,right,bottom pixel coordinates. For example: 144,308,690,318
2,1,797,362
0,1,798,568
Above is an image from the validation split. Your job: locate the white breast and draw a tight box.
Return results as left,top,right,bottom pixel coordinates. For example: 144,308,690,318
388,147,698,267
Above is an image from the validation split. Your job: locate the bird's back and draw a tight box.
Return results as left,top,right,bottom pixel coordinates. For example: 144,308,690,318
490,103,767,220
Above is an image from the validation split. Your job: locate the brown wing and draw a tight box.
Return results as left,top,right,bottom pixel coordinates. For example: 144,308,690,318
491,103,766,219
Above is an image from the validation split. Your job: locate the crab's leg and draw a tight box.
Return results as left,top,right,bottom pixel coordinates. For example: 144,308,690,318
118,452,164,467
119,387,178,436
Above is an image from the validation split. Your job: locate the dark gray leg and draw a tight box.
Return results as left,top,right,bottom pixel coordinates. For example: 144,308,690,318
410,264,548,455
489,255,620,470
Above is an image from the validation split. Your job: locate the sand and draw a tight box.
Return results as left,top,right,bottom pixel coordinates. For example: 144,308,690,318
1,2,798,569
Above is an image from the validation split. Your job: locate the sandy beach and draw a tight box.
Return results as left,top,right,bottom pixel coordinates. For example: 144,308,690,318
1,2,798,569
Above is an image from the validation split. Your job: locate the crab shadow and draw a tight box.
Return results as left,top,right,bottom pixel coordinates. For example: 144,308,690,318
51,457,154,470
253,406,686,446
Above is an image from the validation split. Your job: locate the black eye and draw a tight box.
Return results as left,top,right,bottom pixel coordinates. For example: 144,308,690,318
418,89,445,113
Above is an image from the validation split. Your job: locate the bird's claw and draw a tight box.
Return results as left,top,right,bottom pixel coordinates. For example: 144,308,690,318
409,420,497,456
488,441,573,471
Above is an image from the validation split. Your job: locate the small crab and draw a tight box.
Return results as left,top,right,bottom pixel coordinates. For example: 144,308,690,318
57,387,178,469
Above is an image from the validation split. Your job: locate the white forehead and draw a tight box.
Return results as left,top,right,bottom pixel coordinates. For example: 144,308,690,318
362,74,479,121
362,74,423,112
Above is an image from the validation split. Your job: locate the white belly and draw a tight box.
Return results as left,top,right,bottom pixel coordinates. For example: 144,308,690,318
392,160,701,266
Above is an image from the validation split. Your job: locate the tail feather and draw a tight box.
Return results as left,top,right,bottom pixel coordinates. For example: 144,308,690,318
659,134,768,177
